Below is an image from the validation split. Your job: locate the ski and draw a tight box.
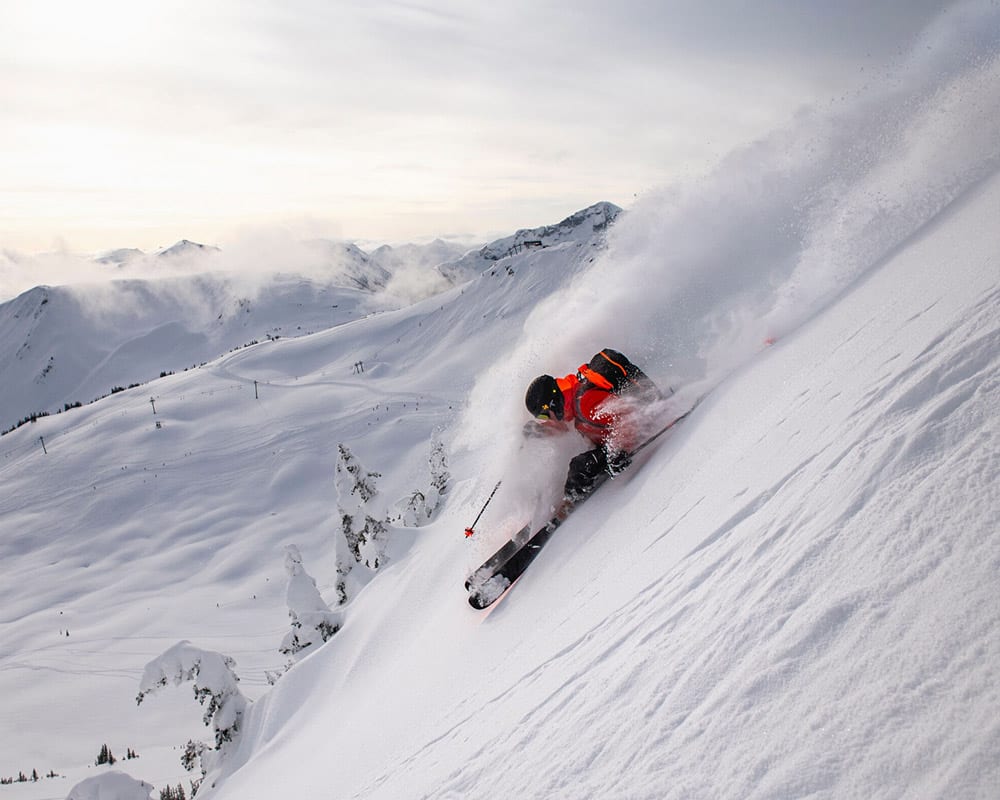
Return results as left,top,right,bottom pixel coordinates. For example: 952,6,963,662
464,523,531,591
466,396,705,609
467,489,594,609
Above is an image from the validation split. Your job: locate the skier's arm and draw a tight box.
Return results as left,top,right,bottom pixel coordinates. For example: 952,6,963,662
521,419,568,439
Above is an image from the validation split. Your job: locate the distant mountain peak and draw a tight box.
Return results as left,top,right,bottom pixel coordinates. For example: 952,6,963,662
155,240,221,258
436,200,623,284
95,248,145,266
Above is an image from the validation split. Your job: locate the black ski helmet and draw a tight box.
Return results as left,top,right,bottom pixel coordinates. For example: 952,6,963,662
525,374,564,420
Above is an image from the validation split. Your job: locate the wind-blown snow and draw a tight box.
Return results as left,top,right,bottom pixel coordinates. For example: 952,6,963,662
1,3,998,799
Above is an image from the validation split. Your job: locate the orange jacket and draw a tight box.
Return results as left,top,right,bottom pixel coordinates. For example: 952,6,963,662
554,364,640,451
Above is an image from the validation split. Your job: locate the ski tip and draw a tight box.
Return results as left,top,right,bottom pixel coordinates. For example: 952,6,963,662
468,593,491,610
468,574,511,609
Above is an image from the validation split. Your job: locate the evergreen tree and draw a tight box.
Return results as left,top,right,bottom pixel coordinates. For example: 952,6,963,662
279,545,342,661
395,430,451,526
95,744,117,765
160,783,187,800
137,642,249,784
429,429,450,497
333,444,390,604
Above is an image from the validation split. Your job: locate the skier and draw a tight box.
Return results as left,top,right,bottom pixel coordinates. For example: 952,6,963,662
524,348,662,501
465,350,666,608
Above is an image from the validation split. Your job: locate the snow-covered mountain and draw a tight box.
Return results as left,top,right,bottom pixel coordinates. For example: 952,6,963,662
93,240,222,271
436,201,622,284
2,6,999,799
95,248,145,268
153,240,222,260
0,214,603,434
294,240,391,292
0,274,379,434
368,238,471,275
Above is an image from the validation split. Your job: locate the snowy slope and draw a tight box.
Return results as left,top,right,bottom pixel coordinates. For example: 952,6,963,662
196,173,999,800
0,217,605,798
0,234,480,433
0,276,377,433
1,4,999,799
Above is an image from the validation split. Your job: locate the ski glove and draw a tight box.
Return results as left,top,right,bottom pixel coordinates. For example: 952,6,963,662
565,448,607,498
564,447,633,500
522,419,567,439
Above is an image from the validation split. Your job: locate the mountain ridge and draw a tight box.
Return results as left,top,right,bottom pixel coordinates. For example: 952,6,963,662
0,204,618,432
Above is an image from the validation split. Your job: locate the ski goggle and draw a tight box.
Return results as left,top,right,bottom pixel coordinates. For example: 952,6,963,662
536,392,563,420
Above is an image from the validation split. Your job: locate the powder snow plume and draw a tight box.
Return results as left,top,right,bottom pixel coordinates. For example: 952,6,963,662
565,0,999,387
458,0,1000,510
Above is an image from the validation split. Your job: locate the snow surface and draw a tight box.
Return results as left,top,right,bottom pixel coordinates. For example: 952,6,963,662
65,772,153,800
1,4,999,799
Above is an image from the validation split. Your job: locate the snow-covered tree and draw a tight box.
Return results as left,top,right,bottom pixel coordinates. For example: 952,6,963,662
393,430,450,527
334,444,390,604
264,665,290,686
67,771,154,800
279,544,342,660
429,428,450,497
394,488,430,527
136,641,249,782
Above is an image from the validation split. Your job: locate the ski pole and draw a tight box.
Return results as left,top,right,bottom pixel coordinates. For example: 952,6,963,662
465,480,501,538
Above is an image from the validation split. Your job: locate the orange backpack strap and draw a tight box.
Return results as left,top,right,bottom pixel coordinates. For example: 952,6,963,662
579,349,635,393
578,365,613,391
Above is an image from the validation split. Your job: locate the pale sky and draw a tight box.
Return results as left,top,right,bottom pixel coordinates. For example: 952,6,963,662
0,0,950,254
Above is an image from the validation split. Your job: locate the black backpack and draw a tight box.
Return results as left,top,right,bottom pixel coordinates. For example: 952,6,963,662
581,349,649,394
